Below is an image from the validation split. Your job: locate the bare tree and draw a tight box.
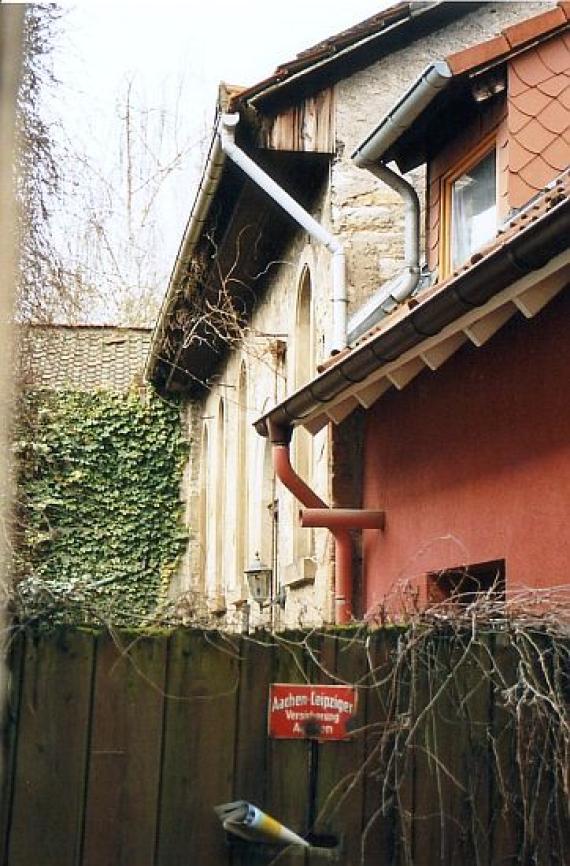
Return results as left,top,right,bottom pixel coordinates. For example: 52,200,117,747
56,76,208,326
15,3,73,323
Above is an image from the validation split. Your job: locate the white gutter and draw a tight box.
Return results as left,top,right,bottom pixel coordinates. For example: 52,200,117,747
348,61,452,342
352,61,452,166
220,113,347,353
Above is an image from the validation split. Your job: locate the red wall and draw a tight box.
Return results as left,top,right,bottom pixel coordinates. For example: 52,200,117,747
362,287,570,615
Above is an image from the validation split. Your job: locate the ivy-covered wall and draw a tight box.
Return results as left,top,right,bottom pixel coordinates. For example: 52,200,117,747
14,389,188,624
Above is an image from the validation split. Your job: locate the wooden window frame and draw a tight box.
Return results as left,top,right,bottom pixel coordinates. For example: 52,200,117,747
439,132,498,280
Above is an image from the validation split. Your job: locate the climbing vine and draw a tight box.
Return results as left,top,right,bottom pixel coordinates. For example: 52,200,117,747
12,388,188,625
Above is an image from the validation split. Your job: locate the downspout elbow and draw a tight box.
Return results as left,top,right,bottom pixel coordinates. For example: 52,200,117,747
366,161,420,285
347,160,421,340
267,420,352,624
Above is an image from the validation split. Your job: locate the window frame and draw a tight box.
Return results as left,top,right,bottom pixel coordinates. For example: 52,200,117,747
439,132,498,280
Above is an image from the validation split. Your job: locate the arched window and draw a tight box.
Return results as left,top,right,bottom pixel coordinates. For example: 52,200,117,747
295,265,313,392
235,362,248,595
198,423,209,592
214,398,226,600
294,266,314,559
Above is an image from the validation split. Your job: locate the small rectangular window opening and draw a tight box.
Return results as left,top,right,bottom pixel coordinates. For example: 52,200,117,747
427,559,505,605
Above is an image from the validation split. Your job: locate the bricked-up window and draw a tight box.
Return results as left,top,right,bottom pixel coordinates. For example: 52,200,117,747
427,559,505,605
440,135,497,278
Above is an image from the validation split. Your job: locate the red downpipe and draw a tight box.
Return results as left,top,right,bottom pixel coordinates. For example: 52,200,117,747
268,420,353,624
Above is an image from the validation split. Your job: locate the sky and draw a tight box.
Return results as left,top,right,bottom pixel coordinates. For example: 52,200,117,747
46,0,390,321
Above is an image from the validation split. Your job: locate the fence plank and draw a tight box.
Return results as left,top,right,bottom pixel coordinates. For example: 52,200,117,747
155,629,240,866
458,635,493,866
0,633,25,864
7,628,95,866
310,631,340,842
409,636,441,866
490,632,521,866
390,633,414,866
313,630,368,866
230,632,274,866
266,631,310,866
81,631,167,866
361,629,400,866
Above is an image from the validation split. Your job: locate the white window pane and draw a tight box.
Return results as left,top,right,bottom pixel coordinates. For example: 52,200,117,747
451,150,496,270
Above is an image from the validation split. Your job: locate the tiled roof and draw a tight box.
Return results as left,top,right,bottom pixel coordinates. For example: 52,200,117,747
230,2,412,107
19,325,152,393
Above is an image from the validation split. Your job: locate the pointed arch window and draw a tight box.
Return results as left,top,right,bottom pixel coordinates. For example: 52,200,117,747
294,266,314,560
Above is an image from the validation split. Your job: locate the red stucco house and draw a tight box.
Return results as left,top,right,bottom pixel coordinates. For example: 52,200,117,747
256,5,570,618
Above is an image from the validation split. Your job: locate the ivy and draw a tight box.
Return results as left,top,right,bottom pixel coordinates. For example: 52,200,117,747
14,388,188,625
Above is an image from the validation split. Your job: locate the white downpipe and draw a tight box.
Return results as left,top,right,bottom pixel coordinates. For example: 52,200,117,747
347,163,420,343
220,113,347,353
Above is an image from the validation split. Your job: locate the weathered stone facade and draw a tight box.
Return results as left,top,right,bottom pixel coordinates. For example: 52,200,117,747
171,3,552,628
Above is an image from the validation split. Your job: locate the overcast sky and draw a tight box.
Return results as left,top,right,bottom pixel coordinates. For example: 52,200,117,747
55,0,385,113
47,0,389,320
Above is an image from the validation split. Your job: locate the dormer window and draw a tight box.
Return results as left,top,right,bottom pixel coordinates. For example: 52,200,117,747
441,139,498,277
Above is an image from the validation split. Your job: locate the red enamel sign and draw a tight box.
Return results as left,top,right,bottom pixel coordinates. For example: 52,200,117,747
268,683,358,741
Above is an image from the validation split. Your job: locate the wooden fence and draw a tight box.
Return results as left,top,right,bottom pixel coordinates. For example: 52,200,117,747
0,626,567,866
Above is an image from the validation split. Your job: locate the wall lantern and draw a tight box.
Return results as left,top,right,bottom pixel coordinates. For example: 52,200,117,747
244,553,286,609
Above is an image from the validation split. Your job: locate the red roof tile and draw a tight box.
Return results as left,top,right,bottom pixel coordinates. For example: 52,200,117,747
444,7,569,79
559,2,570,23
513,48,554,87
511,86,552,118
503,7,566,49
537,72,570,96
543,134,570,169
446,35,510,77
